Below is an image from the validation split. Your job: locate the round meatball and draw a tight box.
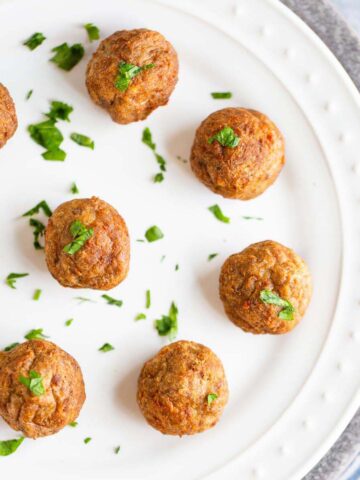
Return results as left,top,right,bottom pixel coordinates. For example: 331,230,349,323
190,108,285,200
137,340,228,436
45,196,130,290
86,29,179,124
219,240,312,334
0,340,85,438
0,83,17,149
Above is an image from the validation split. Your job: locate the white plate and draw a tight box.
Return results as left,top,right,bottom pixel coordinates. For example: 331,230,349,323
0,0,359,479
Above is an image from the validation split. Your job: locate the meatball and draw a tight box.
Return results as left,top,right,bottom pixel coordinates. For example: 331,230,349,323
137,340,228,436
0,83,17,149
190,108,285,200
0,340,85,438
219,240,312,334
86,29,179,124
45,197,130,290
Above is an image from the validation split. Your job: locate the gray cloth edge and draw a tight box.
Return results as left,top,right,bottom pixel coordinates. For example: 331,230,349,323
279,1,360,479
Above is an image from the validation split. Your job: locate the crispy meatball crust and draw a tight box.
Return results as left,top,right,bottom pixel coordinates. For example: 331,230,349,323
190,108,285,200
0,340,85,439
137,340,228,436
45,197,130,290
0,83,17,149
86,29,179,124
219,240,312,334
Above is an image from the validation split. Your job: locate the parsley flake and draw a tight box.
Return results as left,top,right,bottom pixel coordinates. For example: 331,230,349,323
135,313,146,321
19,370,45,396
242,216,264,221
101,294,123,307
99,343,115,352
28,119,66,161
23,200,52,218
74,296,95,304
65,319,74,327
33,289,42,301
26,89,33,100
0,437,24,456
69,421,78,427
211,92,232,99
70,133,95,149
259,290,295,321
46,100,73,122
29,218,46,249
6,273,29,289
175,264,179,271
84,23,100,42
4,343,19,352
154,172,164,183
50,43,85,71
207,393,218,405
142,128,167,180
63,220,94,255
154,302,178,341
145,225,164,242
208,253,218,261
114,446,121,454
84,437,92,444
115,61,154,92
146,290,151,309
70,182,80,194
24,328,48,340
23,32,46,50
208,126,240,148
208,205,230,223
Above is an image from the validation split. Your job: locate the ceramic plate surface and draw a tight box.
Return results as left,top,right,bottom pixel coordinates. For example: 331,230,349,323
0,0,360,479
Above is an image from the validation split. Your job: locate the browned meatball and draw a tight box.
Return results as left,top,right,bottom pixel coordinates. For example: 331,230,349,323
137,340,228,436
219,240,312,334
0,340,85,439
45,197,130,290
86,29,179,124
190,108,285,200
0,83,17,149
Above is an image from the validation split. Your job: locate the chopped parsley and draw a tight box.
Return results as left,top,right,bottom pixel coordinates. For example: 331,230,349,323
29,218,46,249
74,296,95,304
242,216,264,221
208,126,240,148
207,393,218,405
0,437,24,456
33,289,42,301
46,100,73,122
4,342,19,352
135,313,146,321
84,23,100,42
42,149,66,161
26,89,33,100
70,182,79,194
19,370,45,396
50,43,85,71
23,32,46,50
208,253,218,261
65,319,74,327
24,328,48,340
211,92,232,99
175,264,179,271
208,205,230,223
146,290,151,309
142,128,167,181
28,119,65,161
6,273,29,289
114,446,121,454
68,421,78,427
154,302,178,341
115,61,154,92
22,200,52,217
101,294,123,307
99,343,115,352
63,220,94,255
259,290,295,321
84,437,92,444
145,225,164,242
70,133,95,149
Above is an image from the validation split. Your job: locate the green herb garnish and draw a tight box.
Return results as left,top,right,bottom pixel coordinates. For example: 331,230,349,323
208,205,230,223
65,319,74,327
24,328,48,340
19,371,45,396
6,273,29,289
145,225,164,242
242,216,264,221
146,290,151,309
142,127,156,150
0,437,24,456
208,253,218,261
26,89,33,100
259,290,295,321
33,289,42,301
154,302,178,341
70,133,95,149
99,343,115,352
208,126,240,148
101,294,123,307
154,172,164,183
211,92,232,99
175,264,179,271
23,32,46,50
70,182,79,194
74,296,95,304
29,218,46,249
115,61,154,92
114,446,121,454
4,342,19,352
69,421,78,427
28,119,66,161
84,23,100,42
84,437,92,444
42,148,66,161
207,393,218,405
23,200,52,217
135,313,146,321
46,100,73,122
142,128,167,180
50,43,85,71
63,220,94,255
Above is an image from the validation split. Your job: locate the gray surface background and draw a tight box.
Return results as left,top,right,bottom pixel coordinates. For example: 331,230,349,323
280,1,360,478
